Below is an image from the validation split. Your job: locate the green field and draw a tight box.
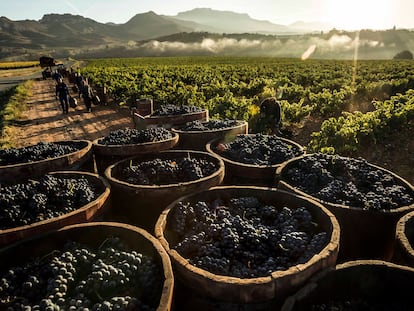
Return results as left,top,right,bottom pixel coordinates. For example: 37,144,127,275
81,57,414,155
0,61,40,70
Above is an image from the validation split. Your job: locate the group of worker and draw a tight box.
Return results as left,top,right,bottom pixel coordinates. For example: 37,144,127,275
54,71,96,114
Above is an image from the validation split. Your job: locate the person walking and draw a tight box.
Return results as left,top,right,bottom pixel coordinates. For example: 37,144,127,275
81,81,94,112
74,73,84,98
52,70,63,83
55,78,69,114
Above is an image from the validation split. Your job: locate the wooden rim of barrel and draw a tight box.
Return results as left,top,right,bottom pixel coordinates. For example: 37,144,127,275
336,259,414,270
276,153,414,214
396,210,414,264
207,134,305,169
281,260,414,311
0,140,92,181
155,186,340,303
144,109,209,125
104,149,225,191
0,221,174,311
206,134,305,180
0,171,111,247
0,140,92,169
171,120,248,152
92,131,179,156
171,120,248,134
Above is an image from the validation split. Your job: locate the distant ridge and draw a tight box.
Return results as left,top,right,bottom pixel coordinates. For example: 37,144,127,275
289,20,334,32
0,8,308,51
173,8,293,34
0,8,411,61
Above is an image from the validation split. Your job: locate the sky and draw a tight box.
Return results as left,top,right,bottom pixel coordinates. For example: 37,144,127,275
1,0,413,30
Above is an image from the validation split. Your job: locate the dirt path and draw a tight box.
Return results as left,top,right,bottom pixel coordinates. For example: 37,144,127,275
11,78,133,147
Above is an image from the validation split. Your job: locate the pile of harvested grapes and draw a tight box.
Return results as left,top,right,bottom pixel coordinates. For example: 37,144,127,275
0,174,98,229
169,196,328,278
151,104,204,116
0,236,162,310
0,142,85,166
179,119,240,131
97,128,174,145
214,134,303,165
281,153,414,210
120,154,219,185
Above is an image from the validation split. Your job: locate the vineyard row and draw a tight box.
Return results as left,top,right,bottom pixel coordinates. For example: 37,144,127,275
80,57,414,154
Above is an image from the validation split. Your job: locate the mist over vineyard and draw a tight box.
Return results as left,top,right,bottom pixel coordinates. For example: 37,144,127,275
75,31,412,60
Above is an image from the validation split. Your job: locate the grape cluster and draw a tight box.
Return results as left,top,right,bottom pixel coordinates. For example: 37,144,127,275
0,142,85,166
0,174,98,230
151,104,204,116
97,128,174,146
282,153,414,210
0,236,162,310
120,154,219,185
214,134,303,165
310,297,411,311
180,119,240,131
169,196,328,278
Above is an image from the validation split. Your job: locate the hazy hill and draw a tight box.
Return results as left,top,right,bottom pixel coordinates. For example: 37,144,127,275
0,14,114,48
289,20,334,32
1,9,414,61
119,11,195,39
0,8,301,52
173,8,294,34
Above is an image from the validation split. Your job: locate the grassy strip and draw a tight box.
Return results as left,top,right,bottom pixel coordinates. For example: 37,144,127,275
0,61,40,70
0,80,33,148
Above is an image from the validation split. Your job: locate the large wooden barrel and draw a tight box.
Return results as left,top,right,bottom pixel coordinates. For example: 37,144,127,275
155,186,339,307
394,210,414,266
206,134,304,186
172,120,248,151
276,153,414,262
0,140,93,183
104,150,225,233
281,260,414,311
0,222,174,311
0,171,110,247
135,109,209,130
92,131,179,175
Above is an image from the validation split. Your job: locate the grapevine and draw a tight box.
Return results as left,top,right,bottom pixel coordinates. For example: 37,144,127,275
79,57,414,154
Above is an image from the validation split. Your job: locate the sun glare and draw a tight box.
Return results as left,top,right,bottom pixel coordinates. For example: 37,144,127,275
324,0,393,30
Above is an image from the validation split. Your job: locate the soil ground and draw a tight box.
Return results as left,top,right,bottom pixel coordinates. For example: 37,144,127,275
11,78,133,146
8,77,414,185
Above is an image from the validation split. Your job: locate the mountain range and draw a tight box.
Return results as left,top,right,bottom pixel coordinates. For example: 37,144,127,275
0,8,328,50
0,8,412,61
